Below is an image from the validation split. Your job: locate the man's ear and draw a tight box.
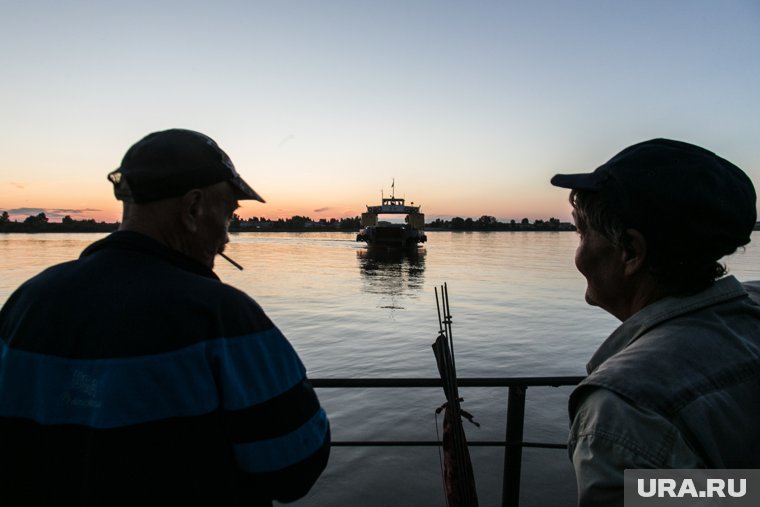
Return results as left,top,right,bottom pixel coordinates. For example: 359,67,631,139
180,189,203,232
622,229,647,276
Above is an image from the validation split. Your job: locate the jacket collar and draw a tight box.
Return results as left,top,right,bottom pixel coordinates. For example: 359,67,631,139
80,230,220,280
586,276,748,373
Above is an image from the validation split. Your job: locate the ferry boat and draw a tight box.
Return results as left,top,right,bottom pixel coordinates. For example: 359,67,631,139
356,181,427,249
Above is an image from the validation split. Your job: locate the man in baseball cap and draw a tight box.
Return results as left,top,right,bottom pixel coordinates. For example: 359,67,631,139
552,139,760,506
0,129,330,505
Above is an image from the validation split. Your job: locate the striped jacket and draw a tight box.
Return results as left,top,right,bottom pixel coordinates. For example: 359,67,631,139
0,231,330,506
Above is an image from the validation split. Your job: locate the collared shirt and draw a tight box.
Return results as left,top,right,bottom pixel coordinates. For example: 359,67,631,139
568,276,760,507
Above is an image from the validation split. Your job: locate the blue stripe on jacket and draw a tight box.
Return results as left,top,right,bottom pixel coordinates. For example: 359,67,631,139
233,408,329,473
214,327,306,410
0,327,306,428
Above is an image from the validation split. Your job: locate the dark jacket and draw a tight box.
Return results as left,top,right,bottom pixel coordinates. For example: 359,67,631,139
0,231,329,506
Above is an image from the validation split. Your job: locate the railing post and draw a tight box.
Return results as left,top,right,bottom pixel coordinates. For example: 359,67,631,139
502,385,526,507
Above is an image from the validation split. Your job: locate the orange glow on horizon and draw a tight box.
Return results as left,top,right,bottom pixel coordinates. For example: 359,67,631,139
2,177,576,224
2,193,575,224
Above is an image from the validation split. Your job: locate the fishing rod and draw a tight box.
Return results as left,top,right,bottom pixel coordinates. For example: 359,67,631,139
435,286,445,336
435,284,460,415
433,283,479,507
442,283,456,374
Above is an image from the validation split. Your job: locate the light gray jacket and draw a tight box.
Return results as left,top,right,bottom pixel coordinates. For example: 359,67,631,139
568,276,760,506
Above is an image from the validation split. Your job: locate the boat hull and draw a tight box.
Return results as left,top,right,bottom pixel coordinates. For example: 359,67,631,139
356,225,427,249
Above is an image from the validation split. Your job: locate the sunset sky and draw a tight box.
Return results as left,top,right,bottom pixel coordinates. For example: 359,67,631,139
1,1,758,223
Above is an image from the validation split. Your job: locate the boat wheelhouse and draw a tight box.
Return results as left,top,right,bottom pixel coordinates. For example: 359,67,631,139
356,183,427,249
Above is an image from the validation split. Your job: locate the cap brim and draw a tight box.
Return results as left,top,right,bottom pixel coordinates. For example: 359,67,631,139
230,176,265,203
550,173,601,190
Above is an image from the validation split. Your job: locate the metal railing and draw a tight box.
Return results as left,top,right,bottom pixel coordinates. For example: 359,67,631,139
311,376,585,507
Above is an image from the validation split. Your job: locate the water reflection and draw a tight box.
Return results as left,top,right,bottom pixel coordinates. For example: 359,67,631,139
356,247,426,299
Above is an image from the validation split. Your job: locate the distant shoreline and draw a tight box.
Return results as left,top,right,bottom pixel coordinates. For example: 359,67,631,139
3,218,758,235
4,225,760,234
0,226,580,234
2,214,578,234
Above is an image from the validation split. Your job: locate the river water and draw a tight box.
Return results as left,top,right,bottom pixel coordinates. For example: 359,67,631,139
1,231,759,506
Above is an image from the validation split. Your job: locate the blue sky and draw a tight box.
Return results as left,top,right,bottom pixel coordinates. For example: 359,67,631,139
1,0,758,222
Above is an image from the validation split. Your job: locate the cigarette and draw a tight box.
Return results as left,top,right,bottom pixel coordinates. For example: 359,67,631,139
219,251,244,270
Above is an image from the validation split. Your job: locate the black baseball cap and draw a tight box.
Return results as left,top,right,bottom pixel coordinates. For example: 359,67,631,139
551,138,756,259
108,129,265,204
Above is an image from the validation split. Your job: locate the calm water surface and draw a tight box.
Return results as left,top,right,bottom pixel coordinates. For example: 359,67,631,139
2,231,759,506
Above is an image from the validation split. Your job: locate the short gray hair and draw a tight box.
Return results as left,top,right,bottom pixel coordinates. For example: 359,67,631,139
570,189,728,296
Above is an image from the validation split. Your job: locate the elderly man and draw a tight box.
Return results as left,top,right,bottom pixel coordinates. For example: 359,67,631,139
0,129,329,506
551,139,760,506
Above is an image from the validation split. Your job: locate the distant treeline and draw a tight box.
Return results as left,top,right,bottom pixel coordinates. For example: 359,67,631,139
228,214,576,231
229,215,362,232
427,216,575,231
0,212,117,233
4,211,757,234
2,211,577,233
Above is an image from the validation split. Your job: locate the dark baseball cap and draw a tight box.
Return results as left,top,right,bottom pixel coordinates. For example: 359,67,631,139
551,138,756,259
107,129,265,204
